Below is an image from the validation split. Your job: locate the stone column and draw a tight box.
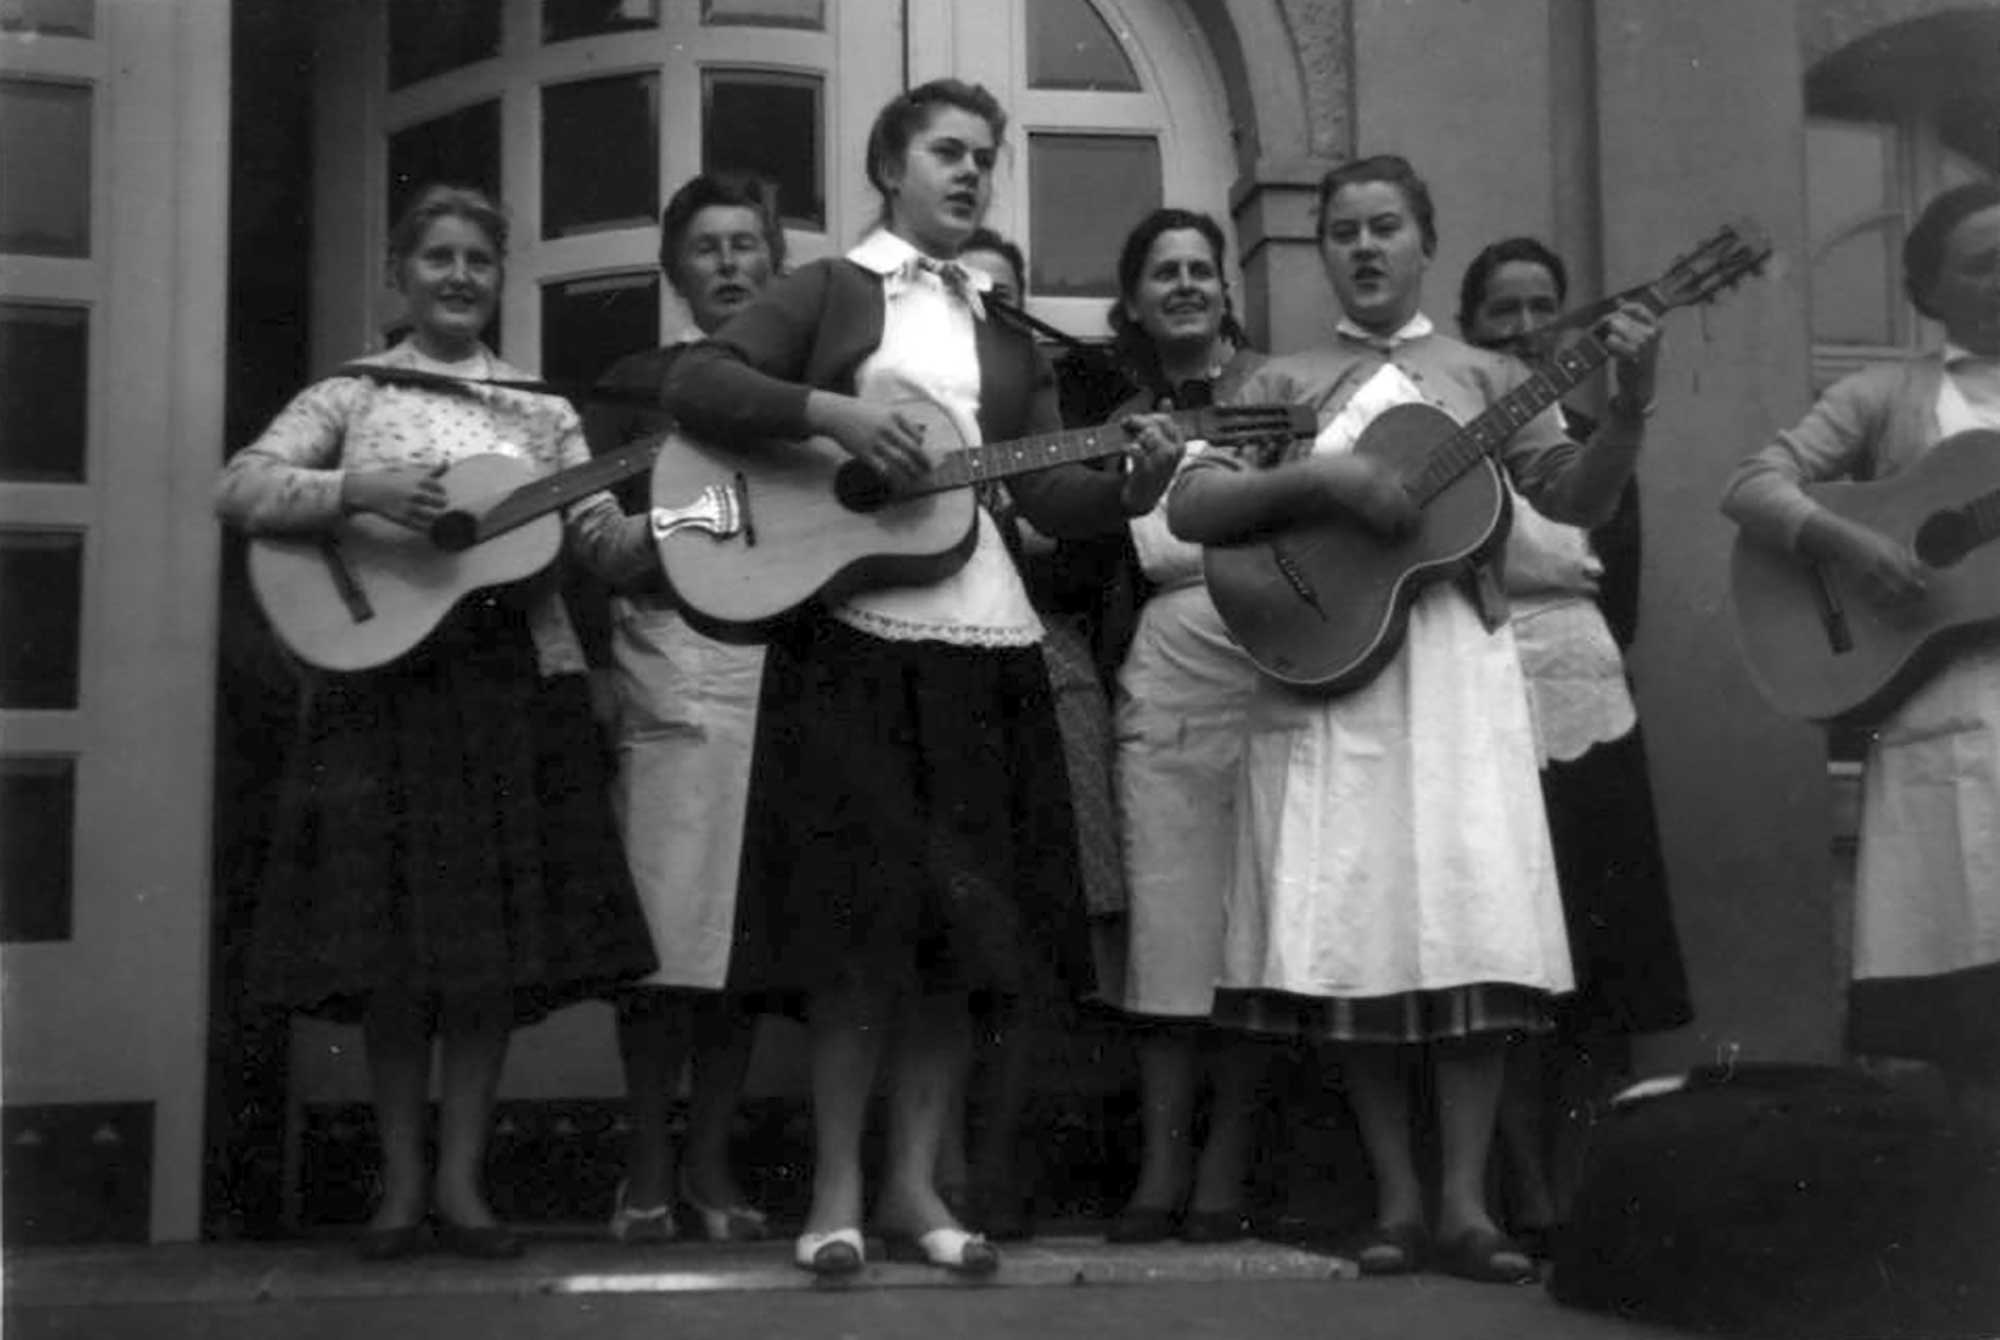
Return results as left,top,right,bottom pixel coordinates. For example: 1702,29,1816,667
1593,0,1842,1067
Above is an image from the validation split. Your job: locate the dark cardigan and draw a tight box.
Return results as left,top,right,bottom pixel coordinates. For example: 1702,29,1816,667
663,257,1137,541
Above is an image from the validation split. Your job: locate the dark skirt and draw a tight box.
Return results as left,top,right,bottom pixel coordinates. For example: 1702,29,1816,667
731,617,1093,1004
1850,961,2000,1072
1213,983,1553,1045
1541,726,1693,1035
248,594,657,1027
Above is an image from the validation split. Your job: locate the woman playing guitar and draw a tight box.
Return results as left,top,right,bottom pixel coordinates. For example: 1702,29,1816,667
1167,155,1659,1285
213,185,659,1261
1723,180,2000,1141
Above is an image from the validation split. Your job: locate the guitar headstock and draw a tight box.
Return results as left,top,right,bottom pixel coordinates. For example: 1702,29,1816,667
1649,218,1774,314
1186,403,1319,449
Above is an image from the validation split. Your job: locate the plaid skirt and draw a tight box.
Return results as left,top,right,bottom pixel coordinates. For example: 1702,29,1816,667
247,594,657,1026
731,617,1093,1004
1213,983,1554,1045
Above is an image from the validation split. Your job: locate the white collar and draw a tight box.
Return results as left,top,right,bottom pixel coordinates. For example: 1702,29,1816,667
1336,312,1434,351
848,229,991,317
1943,341,2000,368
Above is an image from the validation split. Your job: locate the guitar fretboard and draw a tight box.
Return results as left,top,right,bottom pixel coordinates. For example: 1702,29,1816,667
475,439,661,541
1405,290,1665,505
899,406,1302,498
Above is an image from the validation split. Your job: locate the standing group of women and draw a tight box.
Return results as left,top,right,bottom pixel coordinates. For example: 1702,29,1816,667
219,74,2000,1291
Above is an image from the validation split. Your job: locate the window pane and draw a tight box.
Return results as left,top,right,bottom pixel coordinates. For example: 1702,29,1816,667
388,0,501,89
542,73,659,239
387,100,502,233
543,0,658,43
0,0,93,39
0,303,87,483
1813,226,1900,346
1027,0,1140,92
1,756,75,943
1029,134,1160,297
0,529,83,710
540,271,659,387
0,79,91,258
703,71,822,230
1805,120,1895,244
700,0,823,30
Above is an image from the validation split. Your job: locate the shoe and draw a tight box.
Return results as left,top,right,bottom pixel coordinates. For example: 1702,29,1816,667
355,1221,431,1261
1511,1220,1565,1260
794,1227,866,1276
434,1218,526,1261
1179,1208,1254,1245
1352,1220,1428,1276
607,1180,678,1244
1434,1226,1537,1285
964,1187,1035,1243
882,1226,1000,1277
679,1169,769,1243
1105,1203,1179,1244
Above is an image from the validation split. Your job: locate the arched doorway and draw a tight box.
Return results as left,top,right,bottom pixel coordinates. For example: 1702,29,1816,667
214,0,1251,1234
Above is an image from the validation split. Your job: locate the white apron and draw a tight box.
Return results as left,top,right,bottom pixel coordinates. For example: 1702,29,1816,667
1852,372,2000,981
1219,365,1573,999
609,596,765,990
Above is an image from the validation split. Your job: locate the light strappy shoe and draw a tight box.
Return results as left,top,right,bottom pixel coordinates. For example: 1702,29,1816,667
794,1226,865,1276
882,1225,999,1276
607,1180,677,1244
679,1169,770,1243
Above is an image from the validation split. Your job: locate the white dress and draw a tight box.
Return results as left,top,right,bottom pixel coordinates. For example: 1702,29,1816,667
1853,370,2000,982
1216,361,1574,1002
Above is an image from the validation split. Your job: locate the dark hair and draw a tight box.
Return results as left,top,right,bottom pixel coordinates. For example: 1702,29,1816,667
960,227,1025,295
864,78,1008,229
1903,180,2000,319
657,172,786,289
1456,236,1569,335
387,184,508,270
1107,206,1248,390
1316,154,1436,256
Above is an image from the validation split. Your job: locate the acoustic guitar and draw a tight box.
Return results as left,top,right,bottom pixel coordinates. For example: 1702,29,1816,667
247,439,658,671
1729,427,2000,724
648,400,1316,640
1204,220,1772,693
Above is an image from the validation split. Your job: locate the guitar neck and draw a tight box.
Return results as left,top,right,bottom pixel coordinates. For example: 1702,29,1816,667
912,425,1141,496
1406,289,1666,505
475,439,660,542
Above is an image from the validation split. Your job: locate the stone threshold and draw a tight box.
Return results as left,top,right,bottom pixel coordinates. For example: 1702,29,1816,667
7,1235,1359,1308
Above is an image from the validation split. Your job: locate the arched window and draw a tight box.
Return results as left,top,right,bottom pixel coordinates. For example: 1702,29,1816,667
1804,10,2000,388
312,0,1236,383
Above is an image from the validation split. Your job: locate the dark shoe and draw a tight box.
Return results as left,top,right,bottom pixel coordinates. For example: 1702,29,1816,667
1179,1209,1254,1245
964,1186,1035,1243
435,1218,525,1260
1352,1220,1428,1276
1511,1220,1566,1260
881,1226,1000,1277
1434,1226,1536,1285
1105,1203,1179,1244
355,1221,431,1262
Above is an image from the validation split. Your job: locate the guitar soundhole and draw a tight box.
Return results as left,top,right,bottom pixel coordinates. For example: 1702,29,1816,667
429,510,479,552
833,462,894,514
1914,509,1972,568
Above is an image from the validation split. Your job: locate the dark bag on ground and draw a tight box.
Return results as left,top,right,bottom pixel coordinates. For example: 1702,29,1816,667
1548,1063,2000,1338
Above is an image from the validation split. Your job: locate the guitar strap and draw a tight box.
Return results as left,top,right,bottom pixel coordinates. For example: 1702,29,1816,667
331,362,669,409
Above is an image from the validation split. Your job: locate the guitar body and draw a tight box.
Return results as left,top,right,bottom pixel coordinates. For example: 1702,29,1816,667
247,453,561,672
1729,428,2000,724
651,398,978,639
1204,401,1511,692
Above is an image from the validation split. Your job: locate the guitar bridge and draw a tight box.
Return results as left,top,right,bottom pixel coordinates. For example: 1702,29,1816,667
651,482,745,544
